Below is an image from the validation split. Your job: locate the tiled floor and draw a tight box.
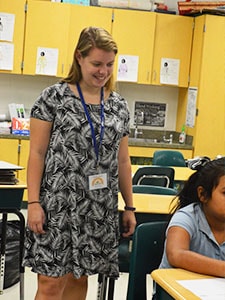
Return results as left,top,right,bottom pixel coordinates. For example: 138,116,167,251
4,210,153,300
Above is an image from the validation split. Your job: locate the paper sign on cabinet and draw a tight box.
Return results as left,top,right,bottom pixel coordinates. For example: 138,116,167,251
0,42,14,70
160,58,180,85
35,47,59,76
117,55,139,82
0,13,15,42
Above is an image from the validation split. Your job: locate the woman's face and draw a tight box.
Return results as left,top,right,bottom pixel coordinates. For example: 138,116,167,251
76,47,115,89
200,175,225,222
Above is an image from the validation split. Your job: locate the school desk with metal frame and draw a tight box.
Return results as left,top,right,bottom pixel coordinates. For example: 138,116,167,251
151,268,215,300
0,181,26,298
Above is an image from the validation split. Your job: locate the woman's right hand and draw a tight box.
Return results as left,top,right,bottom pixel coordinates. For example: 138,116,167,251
27,203,46,234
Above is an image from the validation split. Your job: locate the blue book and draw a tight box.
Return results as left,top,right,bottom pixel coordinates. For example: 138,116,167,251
62,0,90,5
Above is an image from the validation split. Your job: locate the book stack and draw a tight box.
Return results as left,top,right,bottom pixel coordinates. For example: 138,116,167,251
0,169,18,185
0,161,24,185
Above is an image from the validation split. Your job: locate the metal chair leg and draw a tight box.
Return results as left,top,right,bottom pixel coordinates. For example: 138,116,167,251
97,274,108,300
0,213,7,294
107,278,116,300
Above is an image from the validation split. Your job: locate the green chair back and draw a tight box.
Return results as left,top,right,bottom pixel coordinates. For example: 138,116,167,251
132,166,175,188
152,150,186,167
132,185,177,195
126,221,167,300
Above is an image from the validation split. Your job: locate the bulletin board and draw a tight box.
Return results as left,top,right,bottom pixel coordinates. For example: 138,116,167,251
134,101,166,127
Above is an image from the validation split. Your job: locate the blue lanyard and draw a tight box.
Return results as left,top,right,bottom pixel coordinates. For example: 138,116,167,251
76,82,105,166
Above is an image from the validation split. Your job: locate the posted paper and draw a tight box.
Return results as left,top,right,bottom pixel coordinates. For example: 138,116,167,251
160,58,180,85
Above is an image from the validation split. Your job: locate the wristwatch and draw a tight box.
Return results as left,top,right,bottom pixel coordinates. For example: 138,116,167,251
124,206,136,211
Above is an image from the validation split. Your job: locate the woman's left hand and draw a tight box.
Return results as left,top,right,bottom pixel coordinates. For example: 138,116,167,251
121,210,136,237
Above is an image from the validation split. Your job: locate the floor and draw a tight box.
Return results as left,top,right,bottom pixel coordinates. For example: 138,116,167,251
4,209,153,300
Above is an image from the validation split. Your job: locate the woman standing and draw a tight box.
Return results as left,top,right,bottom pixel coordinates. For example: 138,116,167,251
23,27,136,300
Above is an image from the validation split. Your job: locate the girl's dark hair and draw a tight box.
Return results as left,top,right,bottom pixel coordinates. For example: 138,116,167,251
170,157,225,213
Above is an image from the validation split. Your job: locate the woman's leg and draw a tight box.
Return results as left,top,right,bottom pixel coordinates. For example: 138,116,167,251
62,273,88,300
35,273,88,300
35,273,69,300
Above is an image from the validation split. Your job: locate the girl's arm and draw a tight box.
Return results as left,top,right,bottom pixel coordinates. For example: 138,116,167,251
166,226,225,277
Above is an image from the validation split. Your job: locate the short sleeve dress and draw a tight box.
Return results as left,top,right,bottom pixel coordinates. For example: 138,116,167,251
23,82,130,279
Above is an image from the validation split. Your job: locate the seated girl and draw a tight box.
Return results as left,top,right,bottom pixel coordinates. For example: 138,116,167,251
159,157,225,277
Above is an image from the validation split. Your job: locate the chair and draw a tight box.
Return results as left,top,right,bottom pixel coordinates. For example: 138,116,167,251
132,166,175,188
152,150,186,167
126,221,167,300
132,185,177,195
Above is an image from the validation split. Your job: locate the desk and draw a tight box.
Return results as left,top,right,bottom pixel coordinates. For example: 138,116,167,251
0,182,27,209
151,269,214,300
118,192,176,225
131,165,195,181
0,180,26,296
118,193,175,214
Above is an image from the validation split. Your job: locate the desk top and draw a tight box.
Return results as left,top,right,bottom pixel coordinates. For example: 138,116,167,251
118,193,175,214
0,181,27,189
131,165,195,181
0,160,24,170
151,269,214,300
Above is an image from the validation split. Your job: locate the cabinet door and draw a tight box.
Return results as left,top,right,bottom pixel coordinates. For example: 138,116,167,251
152,14,193,87
66,5,112,76
112,9,156,84
18,139,29,200
23,1,71,77
192,15,225,158
0,0,25,74
0,138,19,165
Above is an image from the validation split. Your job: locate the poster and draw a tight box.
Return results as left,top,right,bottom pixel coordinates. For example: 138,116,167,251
35,47,59,76
186,87,198,127
0,42,14,70
117,55,139,82
134,101,166,127
0,13,15,42
160,58,180,85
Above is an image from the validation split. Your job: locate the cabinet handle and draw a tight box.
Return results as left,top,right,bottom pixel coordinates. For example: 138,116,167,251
153,70,156,81
18,144,21,154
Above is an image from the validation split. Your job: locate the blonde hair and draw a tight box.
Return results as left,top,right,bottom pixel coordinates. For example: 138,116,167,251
62,27,118,91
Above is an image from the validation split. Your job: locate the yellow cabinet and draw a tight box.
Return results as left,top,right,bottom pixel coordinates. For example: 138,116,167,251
23,0,71,77
0,138,19,164
0,137,29,200
188,15,225,158
66,5,113,76
112,9,156,84
152,14,194,87
0,0,26,74
23,2,113,77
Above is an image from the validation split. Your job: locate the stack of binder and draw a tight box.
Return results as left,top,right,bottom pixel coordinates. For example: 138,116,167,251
0,169,19,185
0,161,24,185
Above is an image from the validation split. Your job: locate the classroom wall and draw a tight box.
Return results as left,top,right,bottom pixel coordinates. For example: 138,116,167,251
0,73,179,131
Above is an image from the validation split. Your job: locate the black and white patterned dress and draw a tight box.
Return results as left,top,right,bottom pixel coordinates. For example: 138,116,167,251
23,82,130,279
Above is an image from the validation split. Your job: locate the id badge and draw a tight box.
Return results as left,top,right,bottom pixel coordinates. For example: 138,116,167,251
88,172,108,190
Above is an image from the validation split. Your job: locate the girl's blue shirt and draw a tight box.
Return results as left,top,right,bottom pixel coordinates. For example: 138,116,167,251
160,203,225,269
